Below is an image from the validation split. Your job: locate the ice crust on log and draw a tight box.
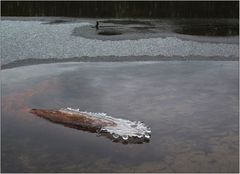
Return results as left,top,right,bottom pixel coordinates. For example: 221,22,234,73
30,107,151,144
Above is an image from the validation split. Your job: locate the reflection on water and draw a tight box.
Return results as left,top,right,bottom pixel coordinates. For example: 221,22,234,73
1,62,239,172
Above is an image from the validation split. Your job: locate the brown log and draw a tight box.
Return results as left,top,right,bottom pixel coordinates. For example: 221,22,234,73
30,108,149,144
30,108,116,133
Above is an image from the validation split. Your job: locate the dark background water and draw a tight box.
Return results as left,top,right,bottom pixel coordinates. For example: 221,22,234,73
1,1,239,18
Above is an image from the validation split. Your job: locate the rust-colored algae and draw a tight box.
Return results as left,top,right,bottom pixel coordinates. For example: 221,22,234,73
2,78,59,114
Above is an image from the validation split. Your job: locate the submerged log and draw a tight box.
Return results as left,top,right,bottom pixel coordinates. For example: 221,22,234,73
30,108,116,132
30,108,151,144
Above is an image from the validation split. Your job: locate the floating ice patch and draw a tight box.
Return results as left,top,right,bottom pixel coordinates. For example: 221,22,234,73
30,107,151,144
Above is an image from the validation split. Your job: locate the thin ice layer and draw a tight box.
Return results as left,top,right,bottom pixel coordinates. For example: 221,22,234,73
1,20,238,65
61,107,151,140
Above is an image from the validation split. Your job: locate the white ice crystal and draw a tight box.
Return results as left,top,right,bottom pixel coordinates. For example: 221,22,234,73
60,107,151,141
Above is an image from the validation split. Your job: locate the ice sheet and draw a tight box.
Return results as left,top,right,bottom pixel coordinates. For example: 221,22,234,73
1,20,238,65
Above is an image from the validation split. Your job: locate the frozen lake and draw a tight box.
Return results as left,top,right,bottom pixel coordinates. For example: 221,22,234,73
1,17,239,67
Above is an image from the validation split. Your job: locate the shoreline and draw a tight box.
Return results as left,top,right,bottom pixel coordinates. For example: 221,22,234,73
1,56,238,70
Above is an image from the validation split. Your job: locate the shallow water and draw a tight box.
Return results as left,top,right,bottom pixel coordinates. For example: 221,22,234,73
1,61,238,172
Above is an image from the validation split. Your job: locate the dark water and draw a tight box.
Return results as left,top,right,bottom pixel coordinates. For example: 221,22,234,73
42,19,69,25
72,19,239,40
98,31,123,36
174,19,239,36
1,62,239,172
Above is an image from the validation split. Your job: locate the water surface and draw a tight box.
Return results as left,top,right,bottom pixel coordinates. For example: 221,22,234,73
1,61,238,172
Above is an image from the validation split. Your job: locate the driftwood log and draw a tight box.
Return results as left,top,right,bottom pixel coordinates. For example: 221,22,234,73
30,108,116,132
30,108,149,144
